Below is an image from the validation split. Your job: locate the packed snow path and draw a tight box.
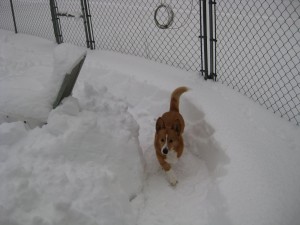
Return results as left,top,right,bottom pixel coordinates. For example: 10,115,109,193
111,82,229,225
131,93,229,225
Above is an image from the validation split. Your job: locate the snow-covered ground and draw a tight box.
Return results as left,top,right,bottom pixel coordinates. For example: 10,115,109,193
0,30,300,225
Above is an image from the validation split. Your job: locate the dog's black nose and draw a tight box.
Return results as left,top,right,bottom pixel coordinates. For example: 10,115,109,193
162,148,168,155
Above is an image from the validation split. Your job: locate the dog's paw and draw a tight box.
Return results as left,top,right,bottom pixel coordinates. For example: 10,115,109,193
170,179,178,186
166,169,178,186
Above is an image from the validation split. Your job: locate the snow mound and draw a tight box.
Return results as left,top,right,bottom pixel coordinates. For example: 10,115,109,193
0,42,86,122
0,85,145,225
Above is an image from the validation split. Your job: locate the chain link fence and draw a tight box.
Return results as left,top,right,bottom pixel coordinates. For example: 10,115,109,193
1,0,202,72
217,0,300,125
54,0,88,47
0,1,15,32
0,0,299,125
0,0,54,40
89,0,201,72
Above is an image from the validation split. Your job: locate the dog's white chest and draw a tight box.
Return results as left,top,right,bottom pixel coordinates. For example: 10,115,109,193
166,150,178,164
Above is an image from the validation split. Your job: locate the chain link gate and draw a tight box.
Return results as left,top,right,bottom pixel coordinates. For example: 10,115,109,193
50,0,213,78
49,0,95,49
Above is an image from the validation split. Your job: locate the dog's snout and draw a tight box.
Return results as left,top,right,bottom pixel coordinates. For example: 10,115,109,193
162,148,168,155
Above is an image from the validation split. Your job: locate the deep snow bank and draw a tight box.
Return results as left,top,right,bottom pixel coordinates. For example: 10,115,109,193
0,85,144,225
0,33,86,122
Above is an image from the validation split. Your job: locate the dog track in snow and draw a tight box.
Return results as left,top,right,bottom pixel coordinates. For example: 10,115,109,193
76,68,230,224
134,89,229,225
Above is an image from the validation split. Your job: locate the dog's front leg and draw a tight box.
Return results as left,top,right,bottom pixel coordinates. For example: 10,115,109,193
165,169,178,186
156,153,178,186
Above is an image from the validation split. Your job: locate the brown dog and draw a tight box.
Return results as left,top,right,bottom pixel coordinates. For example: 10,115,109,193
154,86,188,185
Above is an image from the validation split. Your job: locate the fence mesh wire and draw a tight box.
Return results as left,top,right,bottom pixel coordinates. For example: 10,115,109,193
0,0,299,125
54,0,87,47
2,0,55,41
89,0,202,72
0,0,202,72
0,1,15,32
216,0,300,125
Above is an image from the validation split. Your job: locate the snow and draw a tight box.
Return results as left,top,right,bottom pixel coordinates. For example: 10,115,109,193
0,30,86,122
0,30,300,225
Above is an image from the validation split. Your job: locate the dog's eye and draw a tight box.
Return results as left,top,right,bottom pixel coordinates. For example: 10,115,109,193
169,139,173,143
161,139,165,142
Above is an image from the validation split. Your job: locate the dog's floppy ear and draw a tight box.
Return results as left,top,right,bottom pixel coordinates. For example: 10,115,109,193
156,117,165,132
172,119,181,135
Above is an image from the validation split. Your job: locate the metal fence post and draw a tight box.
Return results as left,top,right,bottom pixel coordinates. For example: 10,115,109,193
199,0,204,78
80,0,95,50
85,0,95,50
201,0,209,80
9,0,18,33
199,0,217,81
49,0,63,44
209,0,217,81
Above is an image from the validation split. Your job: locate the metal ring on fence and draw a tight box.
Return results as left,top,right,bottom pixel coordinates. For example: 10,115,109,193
154,4,174,29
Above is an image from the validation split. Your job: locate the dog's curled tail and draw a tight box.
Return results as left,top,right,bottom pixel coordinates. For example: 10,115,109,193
170,86,189,112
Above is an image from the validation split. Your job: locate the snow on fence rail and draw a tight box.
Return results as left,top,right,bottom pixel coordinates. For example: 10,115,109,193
0,0,299,125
